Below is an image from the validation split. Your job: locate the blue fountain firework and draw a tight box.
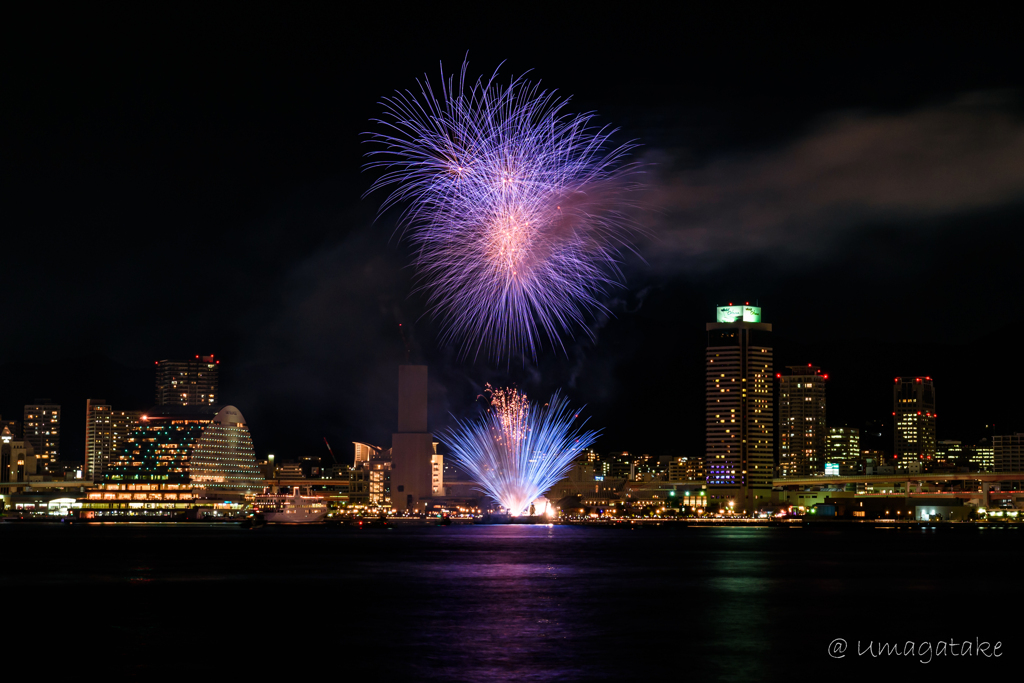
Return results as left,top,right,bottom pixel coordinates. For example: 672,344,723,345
440,387,599,517
365,61,640,361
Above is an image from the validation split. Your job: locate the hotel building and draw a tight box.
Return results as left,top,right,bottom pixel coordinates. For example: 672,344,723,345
705,304,774,511
82,405,264,515
778,365,828,477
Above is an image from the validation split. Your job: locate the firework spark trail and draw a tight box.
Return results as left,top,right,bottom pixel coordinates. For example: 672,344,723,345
365,61,640,360
440,387,599,517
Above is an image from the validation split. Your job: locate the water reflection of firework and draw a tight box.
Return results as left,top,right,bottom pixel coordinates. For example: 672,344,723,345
440,386,599,517
366,62,639,360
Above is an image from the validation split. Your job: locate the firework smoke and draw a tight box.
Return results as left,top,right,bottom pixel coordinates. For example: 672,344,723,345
366,62,639,360
440,386,599,517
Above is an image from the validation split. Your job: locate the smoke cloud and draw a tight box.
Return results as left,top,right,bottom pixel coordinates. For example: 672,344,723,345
642,92,1024,269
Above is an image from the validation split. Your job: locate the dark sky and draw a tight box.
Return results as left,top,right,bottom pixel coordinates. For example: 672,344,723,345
2,8,1022,463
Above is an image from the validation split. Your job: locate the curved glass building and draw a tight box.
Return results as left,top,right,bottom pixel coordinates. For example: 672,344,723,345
84,405,264,515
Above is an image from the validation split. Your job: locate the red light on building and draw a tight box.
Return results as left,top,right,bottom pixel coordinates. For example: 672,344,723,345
823,374,829,379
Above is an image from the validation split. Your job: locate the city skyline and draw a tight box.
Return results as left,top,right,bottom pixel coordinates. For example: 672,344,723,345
3,10,1024,467
0,317,1018,468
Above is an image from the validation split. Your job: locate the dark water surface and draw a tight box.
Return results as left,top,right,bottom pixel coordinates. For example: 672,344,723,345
3,523,1019,681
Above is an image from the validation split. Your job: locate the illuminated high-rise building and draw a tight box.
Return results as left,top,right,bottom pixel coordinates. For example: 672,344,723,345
893,377,936,471
23,400,60,467
705,303,773,510
778,365,828,477
155,355,219,406
86,399,143,481
112,409,143,463
85,399,113,481
827,427,859,461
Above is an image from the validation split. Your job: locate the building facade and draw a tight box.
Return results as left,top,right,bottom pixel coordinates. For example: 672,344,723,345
23,400,59,468
389,365,438,513
85,400,142,481
83,405,263,514
705,304,774,510
971,441,995,472
667,456,705,483
935,440,966,470
1,426,37,498
84,399,113,481
778,365,827,477
827,427,859,460
893,377,937,470
155,355,219,406
993,435,1024,472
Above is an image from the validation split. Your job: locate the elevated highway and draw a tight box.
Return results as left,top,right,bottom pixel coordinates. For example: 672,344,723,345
773,472,1024,487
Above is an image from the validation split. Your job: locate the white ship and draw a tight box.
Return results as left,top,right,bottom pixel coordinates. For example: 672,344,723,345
253,487,328,524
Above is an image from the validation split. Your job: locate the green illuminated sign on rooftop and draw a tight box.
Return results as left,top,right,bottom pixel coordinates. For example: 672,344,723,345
716,305,761,323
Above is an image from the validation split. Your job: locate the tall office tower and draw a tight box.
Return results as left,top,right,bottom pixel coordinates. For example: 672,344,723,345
23,400,60,467
893,377,936,471
778,365,828,477
705,304,773,511
155,355,219,406
389,365,437,512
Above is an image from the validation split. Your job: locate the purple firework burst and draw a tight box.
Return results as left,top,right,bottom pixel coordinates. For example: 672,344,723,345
365,62,640,360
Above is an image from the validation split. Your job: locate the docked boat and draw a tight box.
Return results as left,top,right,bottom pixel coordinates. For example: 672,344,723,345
252,487,328,524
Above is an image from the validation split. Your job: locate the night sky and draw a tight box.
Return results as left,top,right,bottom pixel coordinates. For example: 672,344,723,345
3,8,1022,464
